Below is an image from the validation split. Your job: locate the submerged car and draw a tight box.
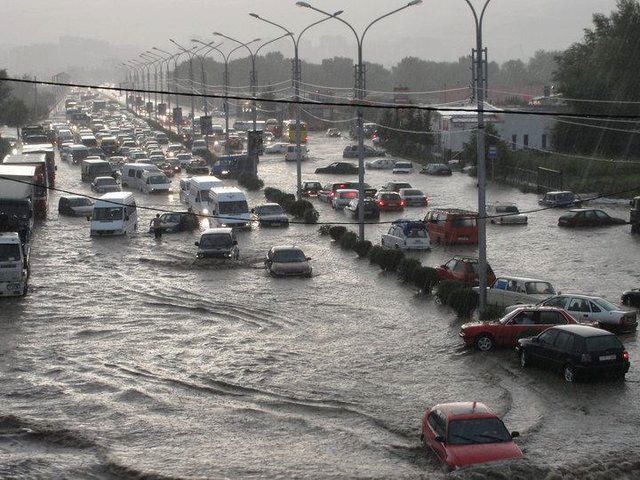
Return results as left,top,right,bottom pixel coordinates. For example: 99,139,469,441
342,145,385,158
365,158,396,170
265,142,288,154
393,161,414,174
300,181,323,197
265,246,312,277
436,256,496,287
487,202,528,225
315,162,359,174
58,196,94,217
195,228,239,259
381,219,431,251
622,288,640,308
326,128,342,137
517,325,630,382
91,176,121,193
460,306,579,351
421,163,452,176
374,191,404,212
149,212,199,233
345,198,380,220
558,209,627,227
539,190,582,208
479,276,557,309
399,188,428,207
421,402,522,471
253,204,289,227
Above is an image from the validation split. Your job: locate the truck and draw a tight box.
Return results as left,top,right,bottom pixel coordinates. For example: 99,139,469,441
3,154,49,218
631,196,640,234
0,165,37,241
0,232,29,297
22,144,56,187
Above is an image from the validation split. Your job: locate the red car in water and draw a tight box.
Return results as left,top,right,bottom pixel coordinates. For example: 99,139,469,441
421,402,523,471
374,191,404,211
436,256,496,286
460,306,580,351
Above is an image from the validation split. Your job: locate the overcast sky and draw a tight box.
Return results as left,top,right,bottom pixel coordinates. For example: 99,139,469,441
2,0,620,64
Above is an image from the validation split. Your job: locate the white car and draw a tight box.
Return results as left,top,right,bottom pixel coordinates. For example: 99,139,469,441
253,204,289,227
393,161,414,174
505,294,637,332
176,153,194,166
284,144,309,162
365,158,396,170
331,189,359,209
478,276,557,309
381,220,431,250
398,188,428,207
487,202,528,225
265,142,289,154
91,176,121,193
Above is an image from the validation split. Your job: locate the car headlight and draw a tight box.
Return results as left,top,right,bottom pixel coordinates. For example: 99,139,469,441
202,209,209,215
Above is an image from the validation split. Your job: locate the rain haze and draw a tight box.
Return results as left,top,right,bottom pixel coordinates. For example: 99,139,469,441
1,0,640,479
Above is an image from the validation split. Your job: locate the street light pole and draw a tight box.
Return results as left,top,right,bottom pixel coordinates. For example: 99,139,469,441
141,52,161,119
128,60,145,113
297,1,423,241
249,11,342,199
153,47,180,111
170,39,197,134
463,0,492,315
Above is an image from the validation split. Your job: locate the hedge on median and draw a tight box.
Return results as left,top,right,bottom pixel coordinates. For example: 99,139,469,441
238,172,265,191
264,187,319,224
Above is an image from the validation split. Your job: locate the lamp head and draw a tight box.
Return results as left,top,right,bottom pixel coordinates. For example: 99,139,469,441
408,0,423,5
249,13,260,18
296,1,311,7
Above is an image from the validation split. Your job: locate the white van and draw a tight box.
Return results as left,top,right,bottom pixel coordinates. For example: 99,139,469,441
140,170,171,194
187,176,224,215
284,144,309,162
89,192,138,236
179,178,191,204
121,163,160,190
208,187,251,228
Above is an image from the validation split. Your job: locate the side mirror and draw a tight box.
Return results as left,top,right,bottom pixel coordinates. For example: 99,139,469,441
233,240,238,245
306,257,312,261
532,337,540,343
86,216,91,221
194,241,200,247
511,431,520,439
434,436,445,443
557,291,562,295
250,208,255,213
124,216,130,221
441,265,448,270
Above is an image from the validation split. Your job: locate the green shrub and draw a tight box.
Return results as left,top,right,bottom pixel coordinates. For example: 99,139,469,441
437,280,466,304
412,266,440,294
288,199,314,218
318,224,332,236
480,304,505,321
303,208,319,224
280,193,296,211
354,240,372,257
329,226,347,241
398,258,422,283
369,245,385,265
340,231,358,250
264,187,282,202
448,288,479,318
238,172,264,191
378,248,405,272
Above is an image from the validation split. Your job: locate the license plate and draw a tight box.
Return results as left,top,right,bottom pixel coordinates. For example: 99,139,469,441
271,223,281,227
459,236,469,240
599,355,616,361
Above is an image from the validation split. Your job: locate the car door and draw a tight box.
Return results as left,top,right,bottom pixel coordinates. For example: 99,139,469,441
587,300,606,324
548,330,574,371
488,278,509,306
504,310,538,346
499,279,520,307
424,411,447,462
529,329,559,366
567,297,592,322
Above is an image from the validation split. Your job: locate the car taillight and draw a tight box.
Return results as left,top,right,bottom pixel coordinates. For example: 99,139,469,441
330,192,335,198
623,351,630,361
378,201,385,206
400,200,405,206
580,354,592,363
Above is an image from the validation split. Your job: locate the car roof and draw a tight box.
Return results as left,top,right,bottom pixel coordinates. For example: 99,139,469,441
510,306,566,314
495,276,551,283
552,325,615,337
433,402,494,419
203,228,233,235
256,203,281,208
546,190,573,195
271,246,304,252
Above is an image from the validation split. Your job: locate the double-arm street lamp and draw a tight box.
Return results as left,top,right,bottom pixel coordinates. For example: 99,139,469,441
297,1,423,241
153,46,182,111
249,10,343,199
191,38,258,154
127,60,146,112
140,52,163,119
169,39,197,131
463,0,492,315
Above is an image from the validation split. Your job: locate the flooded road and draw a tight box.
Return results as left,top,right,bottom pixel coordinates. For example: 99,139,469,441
1,125,639,479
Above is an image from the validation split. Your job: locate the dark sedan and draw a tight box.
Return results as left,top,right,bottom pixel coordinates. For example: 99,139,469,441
558,209,627,227
622,288,640,308
517,325,630,382
315,162,360,174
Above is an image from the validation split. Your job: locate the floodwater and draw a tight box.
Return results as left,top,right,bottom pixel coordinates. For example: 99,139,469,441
1,121,640,479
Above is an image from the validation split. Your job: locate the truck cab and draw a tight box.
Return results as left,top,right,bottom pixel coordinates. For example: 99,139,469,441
631,196,640,234
0,232,29,297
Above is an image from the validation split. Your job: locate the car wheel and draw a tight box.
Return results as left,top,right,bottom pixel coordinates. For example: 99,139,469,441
622,296,631,307
563,364,576,383
475,334,494,352
520,350,528,368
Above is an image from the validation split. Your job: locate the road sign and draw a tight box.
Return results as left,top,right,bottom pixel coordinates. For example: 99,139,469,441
488,145,498,160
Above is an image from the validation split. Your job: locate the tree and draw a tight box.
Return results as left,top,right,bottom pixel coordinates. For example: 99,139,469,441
2,98,31,136
462,123,511,174
553,0,640,156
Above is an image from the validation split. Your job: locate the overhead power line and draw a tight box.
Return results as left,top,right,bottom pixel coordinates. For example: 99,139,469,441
7,76,640,121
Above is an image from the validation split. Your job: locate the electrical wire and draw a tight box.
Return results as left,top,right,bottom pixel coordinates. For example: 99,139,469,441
10,76,640,120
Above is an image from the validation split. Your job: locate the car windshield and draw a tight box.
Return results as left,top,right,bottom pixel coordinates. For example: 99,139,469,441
93,207,123,221
0,244,22,262
256,205,284,215
585,335,623,352
406,227,428,238
96,178,116,186
593,298,619,312
0,201,30,217
396,163,412,168
148,175,168,185
272,249,306,263
201,234,232,248
69,198,92,207
526,282,555,295
447,418,512,445
381,194,400,200
219,201,249,215
162,214,182,223
304,183,321,189
403,190,423,196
